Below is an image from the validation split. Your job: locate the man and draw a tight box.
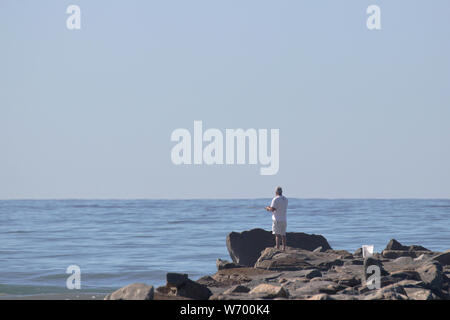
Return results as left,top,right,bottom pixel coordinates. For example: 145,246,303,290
265,186,288,251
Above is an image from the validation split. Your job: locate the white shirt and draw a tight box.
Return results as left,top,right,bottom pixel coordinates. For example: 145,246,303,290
270,195,288,222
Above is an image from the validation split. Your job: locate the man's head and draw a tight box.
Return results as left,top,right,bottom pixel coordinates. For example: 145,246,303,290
276,186,282,196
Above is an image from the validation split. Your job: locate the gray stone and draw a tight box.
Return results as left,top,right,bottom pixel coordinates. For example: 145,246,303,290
254,247,344,272
293,280,345,296
363,284,408,300
216,258,243,270
249,284,289,298
104,283,154,300
223,285,250,294
404,287,435,300
417,261,444,290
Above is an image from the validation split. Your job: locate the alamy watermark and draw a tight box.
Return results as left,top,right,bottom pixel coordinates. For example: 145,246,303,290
66,265,81,289
170,121,280,175
64,4,381,31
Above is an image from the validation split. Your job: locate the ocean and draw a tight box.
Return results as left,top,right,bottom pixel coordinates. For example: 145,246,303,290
0,199,449,297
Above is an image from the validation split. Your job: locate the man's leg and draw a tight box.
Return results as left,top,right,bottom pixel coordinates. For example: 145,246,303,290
275,234,280,249
282,235,286,251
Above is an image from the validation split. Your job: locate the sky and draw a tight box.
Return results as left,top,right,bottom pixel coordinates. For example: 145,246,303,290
1,0,449,199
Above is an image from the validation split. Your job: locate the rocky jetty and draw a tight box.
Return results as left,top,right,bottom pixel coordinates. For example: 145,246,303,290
105,230,450,300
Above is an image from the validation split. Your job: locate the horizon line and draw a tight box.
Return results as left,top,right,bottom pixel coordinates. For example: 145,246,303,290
1,197,449,201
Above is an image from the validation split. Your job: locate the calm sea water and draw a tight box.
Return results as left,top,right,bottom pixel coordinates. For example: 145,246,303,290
0,199,449,296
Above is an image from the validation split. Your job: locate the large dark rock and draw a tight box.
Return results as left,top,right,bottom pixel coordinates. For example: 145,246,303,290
384,239,430,253
167,272,188,287
432,250,450,266
385,239,409,251
104,283,154,300
226,228,332,267
177,279,213,300
164,272,212,300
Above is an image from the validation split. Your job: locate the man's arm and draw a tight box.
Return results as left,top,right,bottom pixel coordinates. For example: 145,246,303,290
266,198,277,212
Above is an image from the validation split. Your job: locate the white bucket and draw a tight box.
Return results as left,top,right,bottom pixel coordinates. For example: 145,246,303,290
362,245,374,258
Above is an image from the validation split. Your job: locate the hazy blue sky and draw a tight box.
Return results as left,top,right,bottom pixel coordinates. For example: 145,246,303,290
1,0,449,199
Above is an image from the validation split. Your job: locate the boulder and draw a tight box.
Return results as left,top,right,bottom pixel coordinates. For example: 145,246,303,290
291,280,344,296
211,267,274,287
216,258,243,270
196,275,223,287
384,239,430,253
167,273,188,287
385,239,408,251
226,228,331,267
176,279,213,300
404,287,435,300
254,247,343,272
249,284,289,298
382,250,430,259
417,261,444,290
363,257,389,282
432,250,450,266
223,285,250,294
303,269,323,279
104,283,154,300
164,273,212,300
353,248,363,257
363,284,408,300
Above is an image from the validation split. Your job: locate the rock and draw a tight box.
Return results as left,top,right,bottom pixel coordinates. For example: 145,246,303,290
226,228,332,267
292,280,344,296
249,284,289,298
417,261,444,290
432,251,450,266
332,250,354,260
382,250,432,259
389,270,421,281
303,269,322,279
104,283,154,300
392,256,414,265
414,254,426,261
164,273,213,300
404,287,435,300
211,267,274,287
313,246,323,253
167,273,188,287
384,239,430,253
176,279,213,300
353,248,363,257
254,248,314,271
363,284,408,300
216,258,243,270
307,293,333,300
196,275,222,287
344,259,364,266
363,257,389,282
223,285,250,294
385,239,408,251
382,250,415,259
337,276,360,288
255,247,344,272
